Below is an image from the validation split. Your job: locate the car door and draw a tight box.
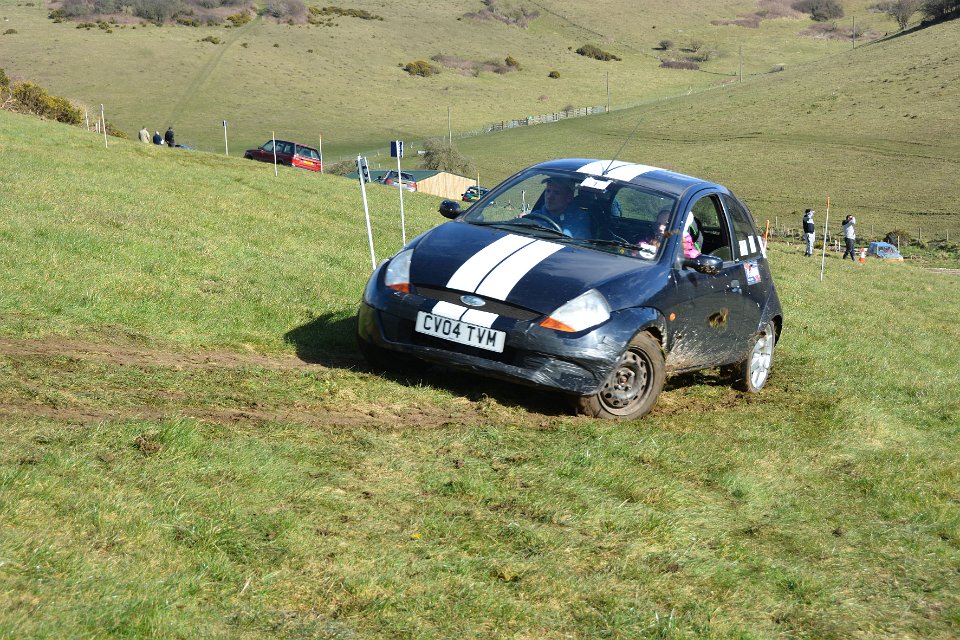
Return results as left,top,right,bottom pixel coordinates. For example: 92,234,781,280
721,193,767,349
663,191,748,370
255,140,275,162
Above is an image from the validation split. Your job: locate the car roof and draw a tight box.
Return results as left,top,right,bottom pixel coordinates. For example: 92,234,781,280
531,158,720,198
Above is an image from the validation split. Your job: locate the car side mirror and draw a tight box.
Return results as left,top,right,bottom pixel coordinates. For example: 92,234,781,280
682,254,724,275
439,200,462,219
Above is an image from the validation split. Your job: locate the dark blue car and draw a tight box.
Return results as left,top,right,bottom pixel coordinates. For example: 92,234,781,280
357,158,783,419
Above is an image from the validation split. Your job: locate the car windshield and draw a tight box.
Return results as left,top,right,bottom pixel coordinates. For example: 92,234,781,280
461,168,678,261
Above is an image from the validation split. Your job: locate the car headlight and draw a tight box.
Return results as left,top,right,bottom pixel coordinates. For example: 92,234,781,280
540,289,610,333
384,249,413,293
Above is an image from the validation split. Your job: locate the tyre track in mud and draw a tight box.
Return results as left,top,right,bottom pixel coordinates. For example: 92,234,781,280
0,337,506,430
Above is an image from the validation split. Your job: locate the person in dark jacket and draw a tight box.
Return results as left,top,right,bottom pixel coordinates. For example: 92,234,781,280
152,131,163,145
164,127,175,147
802,208,815,256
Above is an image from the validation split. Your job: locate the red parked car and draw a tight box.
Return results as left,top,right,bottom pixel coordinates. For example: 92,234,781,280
244,139,322,172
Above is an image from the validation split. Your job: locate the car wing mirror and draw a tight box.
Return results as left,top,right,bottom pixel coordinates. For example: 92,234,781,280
682,254,724,275
439,200,462,219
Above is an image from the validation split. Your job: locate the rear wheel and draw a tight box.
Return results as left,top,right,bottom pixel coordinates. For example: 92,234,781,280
729,321,776,393
576,332,665,420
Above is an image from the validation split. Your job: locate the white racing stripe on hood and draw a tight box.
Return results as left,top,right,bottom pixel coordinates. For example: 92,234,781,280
432,301,467,320
474,240,564,301
461,308,497,327
446,234,534,293
576,160,661,182
429,302,497,328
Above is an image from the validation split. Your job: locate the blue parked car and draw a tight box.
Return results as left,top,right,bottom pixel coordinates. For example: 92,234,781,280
867,241,904,261
357,158,783,419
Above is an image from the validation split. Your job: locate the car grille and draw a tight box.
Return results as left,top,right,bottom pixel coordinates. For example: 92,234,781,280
414,286,541,321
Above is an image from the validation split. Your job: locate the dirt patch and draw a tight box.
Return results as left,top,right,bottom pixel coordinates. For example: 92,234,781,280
0,336,539,430
928,268,960,276
0,336,360,372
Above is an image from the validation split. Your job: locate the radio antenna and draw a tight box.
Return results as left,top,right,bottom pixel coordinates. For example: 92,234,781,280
602,116,643,176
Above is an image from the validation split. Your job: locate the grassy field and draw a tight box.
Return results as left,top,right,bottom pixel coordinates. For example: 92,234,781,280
2,104,959,639
0,0,900,156
459,16,960,240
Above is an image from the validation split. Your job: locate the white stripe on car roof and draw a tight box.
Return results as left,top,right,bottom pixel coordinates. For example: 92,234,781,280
576,160,661,182
474,240,564,301
446,234,534,292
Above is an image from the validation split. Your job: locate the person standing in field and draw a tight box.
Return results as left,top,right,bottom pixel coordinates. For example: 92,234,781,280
841,214,857,261
138,126,150,144
802,208,815,256
164,126,175,147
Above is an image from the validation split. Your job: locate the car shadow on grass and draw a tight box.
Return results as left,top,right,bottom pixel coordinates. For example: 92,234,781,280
284,313,569,417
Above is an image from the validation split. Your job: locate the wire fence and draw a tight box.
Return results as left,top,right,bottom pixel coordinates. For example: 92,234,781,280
468,105,608,135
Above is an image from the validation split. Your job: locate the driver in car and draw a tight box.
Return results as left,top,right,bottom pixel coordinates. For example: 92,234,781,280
528,177,590,238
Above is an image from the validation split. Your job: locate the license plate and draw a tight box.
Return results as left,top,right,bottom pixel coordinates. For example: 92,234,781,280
415,311,506,353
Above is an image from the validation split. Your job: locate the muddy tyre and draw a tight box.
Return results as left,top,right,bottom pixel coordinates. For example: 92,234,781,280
576,332,665,420
730,321,776,393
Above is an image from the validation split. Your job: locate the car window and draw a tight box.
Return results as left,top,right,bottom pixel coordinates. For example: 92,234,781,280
610,188,674,223
299,147,320,160
722,193,763,260
689,195,735,261
261,140,275,152
462,169,677,261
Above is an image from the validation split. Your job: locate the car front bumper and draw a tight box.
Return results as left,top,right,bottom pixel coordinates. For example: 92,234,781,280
357,280,664,396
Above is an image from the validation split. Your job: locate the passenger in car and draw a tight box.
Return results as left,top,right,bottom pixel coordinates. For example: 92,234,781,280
682,214,703,258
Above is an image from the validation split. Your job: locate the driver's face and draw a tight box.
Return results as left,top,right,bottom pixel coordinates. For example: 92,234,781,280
543,184,573,213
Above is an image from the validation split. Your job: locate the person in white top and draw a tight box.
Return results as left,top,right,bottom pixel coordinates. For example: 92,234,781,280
841,214,857,261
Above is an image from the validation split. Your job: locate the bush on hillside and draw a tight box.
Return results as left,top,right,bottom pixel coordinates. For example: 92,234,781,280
9,81,84,125
657,39,673,50
791,0,845,21
548,70,560,78
873,0,922,29
505,55,521,69
463,0,539,28
576,44,621,61
226,11,251,26
884,229,912,245
264,0,306,20
921,0,960,20
420,138,473,175
403,60,440,77
660,58,700,70
324,160,356,177
309,6,383,21
133,0,181,23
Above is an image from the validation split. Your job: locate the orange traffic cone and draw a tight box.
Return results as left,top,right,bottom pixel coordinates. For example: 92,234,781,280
859,248,866,263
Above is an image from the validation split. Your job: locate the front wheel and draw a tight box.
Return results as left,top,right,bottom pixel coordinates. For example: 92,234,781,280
729,321,776,393
576,332,665,420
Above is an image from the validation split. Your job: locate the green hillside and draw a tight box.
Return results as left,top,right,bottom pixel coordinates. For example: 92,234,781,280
0,0,899,156
1,106,959,639
461,17,960,239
